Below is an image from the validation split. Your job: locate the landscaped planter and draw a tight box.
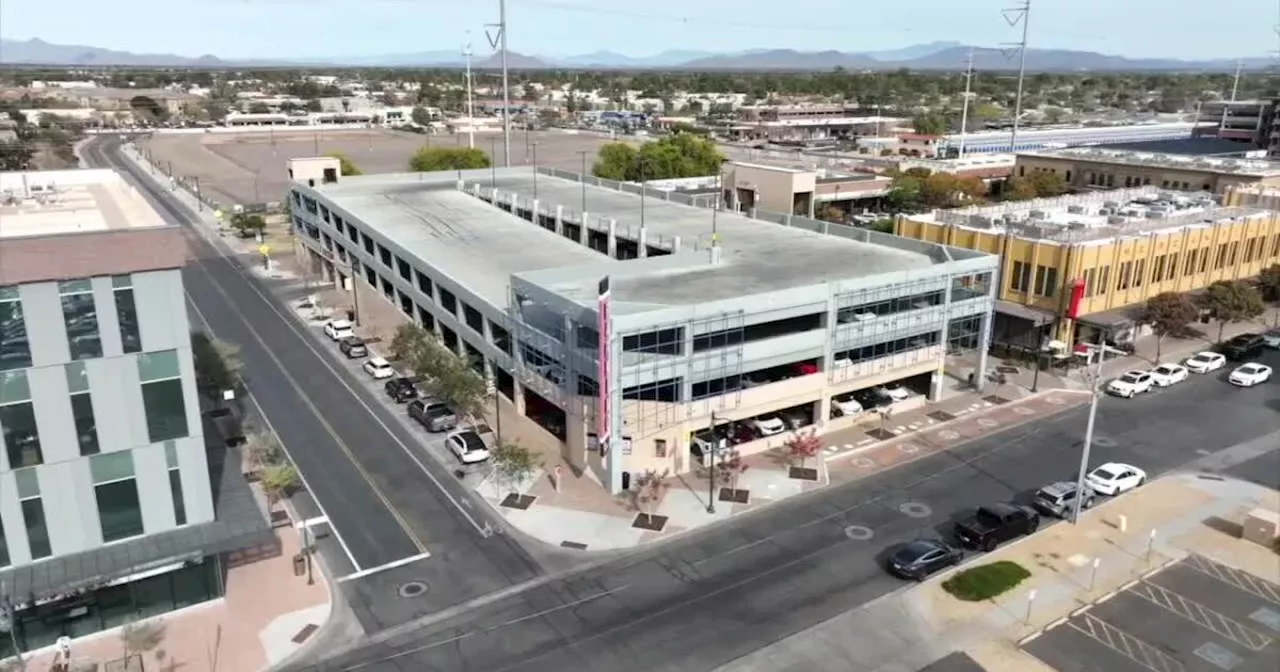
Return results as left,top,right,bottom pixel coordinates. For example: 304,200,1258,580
789,466,819,481
500,493,537,510
632,513,669,532
718,487,750,504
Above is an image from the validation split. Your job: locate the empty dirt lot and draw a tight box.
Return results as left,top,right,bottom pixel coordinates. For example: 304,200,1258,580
139,129,629,207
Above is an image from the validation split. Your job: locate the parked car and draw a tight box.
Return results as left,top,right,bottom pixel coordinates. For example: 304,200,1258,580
1184,351,1226,374
384,377,419,402
1263,330,1280,349
1228,363,1273,387
831,392,863,418
752,415,787,436
362,357,395,380
408,400,458,432
446,430,491,464
1085,462,1146,496
1033,481,1096,519
953,503,1040,552
885,539,963,581
1147,363,1188,387
338,337,368,359
1220,333,1265,361
876,385,910,402
853,388,892,410
323,319,354,341
1106,370,1154,398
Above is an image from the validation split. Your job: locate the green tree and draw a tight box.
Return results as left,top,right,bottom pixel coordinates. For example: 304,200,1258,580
261,463,301,504
1258,263,1280,303
408,146,491,172
1000,176,1040,201
593,134,724,181
1198,280,1266,342
490,441,540,498
592,142,639,180
1027,171,1069,198
1135,292,1199,362
326,151,362,176
304,99,323,112
410,106,434,126
190,331,243,395
0,140,35,171
389,324,487,421
229,213,267,237
911,111,948,135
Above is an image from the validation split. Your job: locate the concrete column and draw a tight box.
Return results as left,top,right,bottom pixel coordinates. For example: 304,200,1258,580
510,192,519,210
555,204,564,234
671,235,682,252
928,367,945,402
490,187,499,202
974,311,993,392
638,226,649,258
607,218,618,258
472,184,482,197
456,178,465,190
512,380,527,415
578,212,589,245
815,394,832,427
532,199,540,225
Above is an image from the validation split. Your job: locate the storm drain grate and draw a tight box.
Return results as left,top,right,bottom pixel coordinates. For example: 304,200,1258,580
398,581,429,598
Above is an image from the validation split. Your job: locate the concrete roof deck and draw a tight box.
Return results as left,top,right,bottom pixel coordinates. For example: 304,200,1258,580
315,174,614,306
0,169,165,239
490,174,940,308
1020,147,1280,177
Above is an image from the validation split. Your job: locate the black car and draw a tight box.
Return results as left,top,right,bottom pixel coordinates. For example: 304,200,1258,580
953,503,1040,552
886,539,963,581
1220,333,1265,361
337,337,368,359
384,377,419,403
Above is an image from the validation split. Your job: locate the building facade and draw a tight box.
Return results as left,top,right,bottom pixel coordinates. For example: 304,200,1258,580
895,187,1280,349
0,170,265,658
289,166,998,494
1013,147,1280,195
1194,100,1274,149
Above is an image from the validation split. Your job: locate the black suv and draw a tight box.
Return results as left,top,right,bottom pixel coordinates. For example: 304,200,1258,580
1220,333,1265,361
338,337,368,359
384,377,419,403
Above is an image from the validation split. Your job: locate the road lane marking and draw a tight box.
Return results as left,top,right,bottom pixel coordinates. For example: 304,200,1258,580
340,552,434,582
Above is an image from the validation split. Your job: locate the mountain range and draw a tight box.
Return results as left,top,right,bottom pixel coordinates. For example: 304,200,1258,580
0,37,1270,72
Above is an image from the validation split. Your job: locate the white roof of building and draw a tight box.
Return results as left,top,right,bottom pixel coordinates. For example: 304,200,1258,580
0,169,166,239
1020,146,1280,178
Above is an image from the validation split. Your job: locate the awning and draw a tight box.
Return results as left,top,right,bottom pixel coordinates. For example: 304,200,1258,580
1076,306,1138,331
994,300,1055,327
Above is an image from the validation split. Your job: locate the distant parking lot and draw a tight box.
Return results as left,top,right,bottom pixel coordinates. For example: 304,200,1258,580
1024,553,1280,672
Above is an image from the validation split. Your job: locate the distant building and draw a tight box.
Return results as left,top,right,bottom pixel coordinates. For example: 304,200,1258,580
937,122,1207,155
1194,100,1274,151
895,154,1017,184
719,161,892,216
1012,147,1280,195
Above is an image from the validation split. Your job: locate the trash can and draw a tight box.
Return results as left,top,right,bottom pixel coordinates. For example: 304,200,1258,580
621,471,631,491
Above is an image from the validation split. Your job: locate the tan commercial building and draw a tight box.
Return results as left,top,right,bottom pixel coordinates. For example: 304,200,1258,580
719,161,892,216
1013,147,1280,195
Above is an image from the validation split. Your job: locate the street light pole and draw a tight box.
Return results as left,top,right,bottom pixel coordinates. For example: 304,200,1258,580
1070,340,1108,524
706,411,718,514
532,142,539,200
489,137,498,187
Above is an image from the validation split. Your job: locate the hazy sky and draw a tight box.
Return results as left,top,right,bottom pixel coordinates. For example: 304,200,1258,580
0,0,1273,60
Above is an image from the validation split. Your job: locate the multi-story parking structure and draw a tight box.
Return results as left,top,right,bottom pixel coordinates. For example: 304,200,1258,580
0,169,270,657
289,164,999,494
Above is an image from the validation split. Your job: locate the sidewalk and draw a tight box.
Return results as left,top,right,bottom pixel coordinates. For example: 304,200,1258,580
470,389,1089,552
17,529,330,672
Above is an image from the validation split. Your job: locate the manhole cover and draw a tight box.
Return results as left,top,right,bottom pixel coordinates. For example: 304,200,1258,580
851,456,876,469
899,502,932,518
844,525,874,540
977,418,999,428
897,443,921,454
936,430,960,441
1014,406,1035,415
398,581,429,598
1092,436,1118,448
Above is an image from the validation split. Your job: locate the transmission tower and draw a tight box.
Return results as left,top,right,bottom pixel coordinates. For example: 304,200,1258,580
1001,0,1031,154
484,0,512,167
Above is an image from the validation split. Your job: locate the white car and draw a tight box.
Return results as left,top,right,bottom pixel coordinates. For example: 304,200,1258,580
1106,370,1154,398
1228,363,1273,387
1085,462,1147,496
362,357,396,379
831,393,863,417
752,415,787,436
1183,351,1226,374
1147,363,1189,387
446,430,491,464
876,385,910,401
323,319,354,341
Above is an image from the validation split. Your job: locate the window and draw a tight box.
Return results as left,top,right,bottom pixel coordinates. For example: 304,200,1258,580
1199,247,1209,272
463,304,484,334
654,439,668,458
71,392,100,456
138,351,189,443
92,452,144,542
0,286,32,371
1083,268,1097,297
1132,259,1145,288
167,442,187,526
1097,266,1110,295
417,305,436,331
397,290,413,316
1153,255,1165,283
346,223,360,243
439,288,458,315
490,321,512,355
1118,261,1133,290
16,468,50,560
1244,238,1257,262
1215,244,1228,269
396,257,412,281
377,244,392,267
415,270,434,298
112,275,142,354
1227,241,1239,266
1,370,41,469
60,279,103,360
1033,265,1058,297
1165,253,1178,280
361,232,374,255
1009,261,1031,292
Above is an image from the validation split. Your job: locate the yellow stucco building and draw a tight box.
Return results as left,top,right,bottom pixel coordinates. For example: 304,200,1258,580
896,186,1280,348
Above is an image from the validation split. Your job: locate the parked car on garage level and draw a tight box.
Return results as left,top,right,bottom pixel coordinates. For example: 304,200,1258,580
752,415,786,436
384,377,419,402
831,392,863,418
1262,330,1280,349
338,337,367,359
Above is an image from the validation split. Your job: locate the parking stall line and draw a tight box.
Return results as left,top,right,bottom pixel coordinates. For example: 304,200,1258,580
1185,554,1280,606
1130,582,1275,651
1068,612,1187,672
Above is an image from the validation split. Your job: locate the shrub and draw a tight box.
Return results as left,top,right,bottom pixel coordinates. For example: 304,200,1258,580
941,560,1031,601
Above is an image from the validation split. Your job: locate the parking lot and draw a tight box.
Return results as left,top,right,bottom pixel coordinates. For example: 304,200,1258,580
1024,554,1280,672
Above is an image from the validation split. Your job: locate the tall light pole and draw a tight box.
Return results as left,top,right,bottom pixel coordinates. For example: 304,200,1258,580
463,34,476,150
958,47,976,159
577,150,589,213
485,0,512,167
1003,0,1032,153
532,142,539,199
1070,341,1108,524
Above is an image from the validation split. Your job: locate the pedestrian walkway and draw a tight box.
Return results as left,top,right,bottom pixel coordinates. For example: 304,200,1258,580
471,389,1089,552
16,529,331,672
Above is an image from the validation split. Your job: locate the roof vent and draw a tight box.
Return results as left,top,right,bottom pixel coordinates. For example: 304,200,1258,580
1028,209,1047,220
1067,204,1086,214
1103,200,1121,209
1107,215,1127,225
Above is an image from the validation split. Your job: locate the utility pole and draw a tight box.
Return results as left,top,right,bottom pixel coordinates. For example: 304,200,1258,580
463,34,476,150
532,142,539,199
485,0,512,167
577,150,589,213
1002,0,1032,154
1229,60,1243,102
1070,341,1108,524
639,163,647,229
958,47,976,159
706,411,718,514
489,136,498,186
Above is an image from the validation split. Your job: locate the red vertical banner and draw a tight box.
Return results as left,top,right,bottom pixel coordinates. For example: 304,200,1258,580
597,277,612,455
1066,278,1087,320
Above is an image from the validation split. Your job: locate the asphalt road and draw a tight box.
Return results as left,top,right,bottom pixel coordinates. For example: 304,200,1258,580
86,136,547,623
309,351,1280,671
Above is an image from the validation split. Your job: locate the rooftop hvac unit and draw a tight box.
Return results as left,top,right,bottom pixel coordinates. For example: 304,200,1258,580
968,215,993,227
1067,204,1086,214
1028,209,1047,220
1107,215,1128,225
1098,207,1113,216
1146,210,1168,219
1103,200,1121,209
1133,194,1157,203
1067,221,1089,230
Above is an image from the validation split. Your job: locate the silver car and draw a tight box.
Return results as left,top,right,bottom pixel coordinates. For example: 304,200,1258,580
1033,481,1095,518
1263,330,1280,349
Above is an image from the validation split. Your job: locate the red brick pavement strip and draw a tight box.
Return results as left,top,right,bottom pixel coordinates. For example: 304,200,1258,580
827,391,1091,484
